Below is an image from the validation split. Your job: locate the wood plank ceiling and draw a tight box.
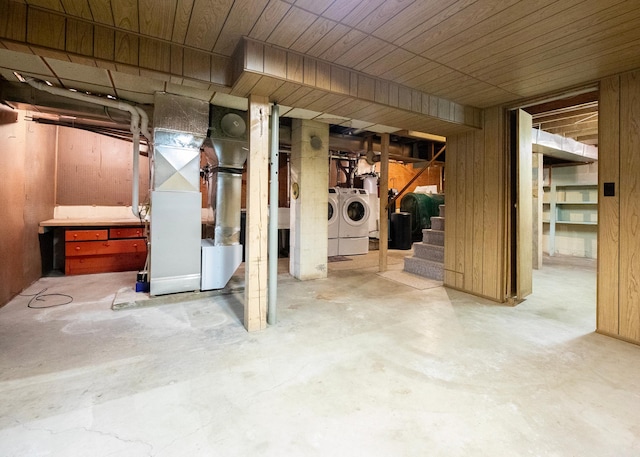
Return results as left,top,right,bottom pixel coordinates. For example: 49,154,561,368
0,0,638,137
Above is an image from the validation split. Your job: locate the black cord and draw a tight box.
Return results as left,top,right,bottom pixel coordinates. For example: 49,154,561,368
19,288,73,309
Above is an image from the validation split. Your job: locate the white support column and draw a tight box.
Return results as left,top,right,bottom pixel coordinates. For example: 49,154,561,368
244,95,269,332
532,152,543,269
289,119,329,280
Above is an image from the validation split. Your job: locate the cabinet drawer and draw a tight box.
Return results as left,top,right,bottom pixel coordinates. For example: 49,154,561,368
65,253,146,275
110,227,145,239
66,239,147,257
65,229,108,241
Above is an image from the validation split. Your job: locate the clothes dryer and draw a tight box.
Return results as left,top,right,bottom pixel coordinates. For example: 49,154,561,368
337,188,370,255
338,188,370,238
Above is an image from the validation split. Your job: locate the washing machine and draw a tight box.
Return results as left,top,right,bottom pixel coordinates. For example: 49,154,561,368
328,188,339,256
338,188,370,255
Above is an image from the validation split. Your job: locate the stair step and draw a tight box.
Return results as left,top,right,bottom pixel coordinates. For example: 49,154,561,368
413,243,444,262
422,229,444,246
438,204,445,218
430,216,445,231
404,257,444,281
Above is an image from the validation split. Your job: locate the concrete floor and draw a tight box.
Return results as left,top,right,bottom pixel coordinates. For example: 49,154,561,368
1,251,639,456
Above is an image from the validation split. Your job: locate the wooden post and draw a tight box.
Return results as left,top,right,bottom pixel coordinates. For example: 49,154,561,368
379,133,390,272
245,95,269,332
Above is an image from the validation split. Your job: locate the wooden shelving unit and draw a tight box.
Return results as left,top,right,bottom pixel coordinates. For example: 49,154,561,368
542,184,597,256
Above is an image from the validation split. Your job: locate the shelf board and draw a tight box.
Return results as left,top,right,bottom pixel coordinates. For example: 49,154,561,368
556,201,597,205
555,184,597,188
556,220,597,226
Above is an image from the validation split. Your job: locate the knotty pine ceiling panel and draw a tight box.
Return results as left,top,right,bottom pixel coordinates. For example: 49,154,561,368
85,0,113,25
401,0,519,55
304,23,350,58
338,0,386,28
26,0,64,12
379,55,435,84
354,0,417,35
359,47,413,78
290,17,338,55
293,0,335,16
60,0,93,20
424,0,564,63
333,35,387,69
184,0,233,50
138,0,176,40
267,7,317,49
371,0,462,45
442,0,631,78
171,0,195,44
464,5,640,86
248,0,291,42
352,42,398,73
111,1,138,32
318,29,368,63
213,0,270,56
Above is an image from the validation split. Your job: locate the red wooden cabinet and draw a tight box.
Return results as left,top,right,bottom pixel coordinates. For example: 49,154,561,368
65,227,147,275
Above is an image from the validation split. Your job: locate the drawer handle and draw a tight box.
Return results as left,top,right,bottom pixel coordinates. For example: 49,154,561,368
73,234,78,239
95,233,100,238
75,246,81,251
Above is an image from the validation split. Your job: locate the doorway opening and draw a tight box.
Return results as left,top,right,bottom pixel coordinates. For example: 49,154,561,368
509,89,598,322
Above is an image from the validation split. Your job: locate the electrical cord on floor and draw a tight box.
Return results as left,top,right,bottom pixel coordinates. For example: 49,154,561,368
19,288,73,309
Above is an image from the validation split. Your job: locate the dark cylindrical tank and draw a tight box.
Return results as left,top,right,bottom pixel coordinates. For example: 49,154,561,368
400,193,445,240
390,212,412,250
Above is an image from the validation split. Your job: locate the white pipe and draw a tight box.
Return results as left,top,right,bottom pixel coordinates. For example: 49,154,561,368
134,106,152,141
268,104,279,325
25,78,144,217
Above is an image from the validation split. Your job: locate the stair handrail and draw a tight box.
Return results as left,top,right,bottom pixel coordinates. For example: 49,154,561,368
388,145,446,208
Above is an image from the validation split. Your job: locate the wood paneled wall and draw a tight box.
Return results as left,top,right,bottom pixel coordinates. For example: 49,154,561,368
56,127,149,206
0,112,56,307
599,70,640,343
444,107,507,302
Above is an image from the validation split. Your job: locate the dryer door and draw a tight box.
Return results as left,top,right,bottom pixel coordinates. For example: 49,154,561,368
341,196,370,238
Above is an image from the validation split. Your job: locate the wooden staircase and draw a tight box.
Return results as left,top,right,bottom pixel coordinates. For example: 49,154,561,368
403,204,445,281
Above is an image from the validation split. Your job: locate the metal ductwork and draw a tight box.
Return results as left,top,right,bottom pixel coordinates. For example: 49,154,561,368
208,108,248,246
150,94,209,296
200,106,248,290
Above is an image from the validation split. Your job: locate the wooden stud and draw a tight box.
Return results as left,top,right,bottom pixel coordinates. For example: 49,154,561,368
245,94,269,332
379,133,390,272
